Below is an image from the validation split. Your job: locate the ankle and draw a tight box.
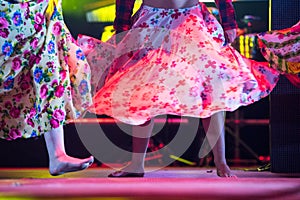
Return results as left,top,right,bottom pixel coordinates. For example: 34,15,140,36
124,162,145,172
49,152,67,162
214,160,228,167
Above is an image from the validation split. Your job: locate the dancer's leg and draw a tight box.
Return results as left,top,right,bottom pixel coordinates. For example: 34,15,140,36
202,112,234,177
44,125,94,176
108,119,154,177
122,119,154,173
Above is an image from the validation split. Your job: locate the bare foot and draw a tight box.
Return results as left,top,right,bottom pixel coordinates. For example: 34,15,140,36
108,162,145,177
49,155,94,176
216,163,237,178
117,163,144,174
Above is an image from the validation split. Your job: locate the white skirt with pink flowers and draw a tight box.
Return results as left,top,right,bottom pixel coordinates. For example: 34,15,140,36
78,3,280,125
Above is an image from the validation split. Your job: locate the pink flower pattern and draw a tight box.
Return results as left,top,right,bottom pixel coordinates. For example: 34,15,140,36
79,4,281,125
0,0,92,139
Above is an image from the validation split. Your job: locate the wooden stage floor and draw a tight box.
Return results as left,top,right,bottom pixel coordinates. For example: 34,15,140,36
0,166,299,200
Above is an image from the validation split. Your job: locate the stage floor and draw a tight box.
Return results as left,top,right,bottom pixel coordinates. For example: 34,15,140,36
0,166,299,200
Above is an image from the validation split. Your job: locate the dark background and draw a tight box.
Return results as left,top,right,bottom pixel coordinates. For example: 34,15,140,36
268,0,300,173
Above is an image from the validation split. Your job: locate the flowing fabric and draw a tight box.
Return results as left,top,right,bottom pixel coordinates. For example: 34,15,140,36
257,21,300,74
78,3,281,125
0,0,92,140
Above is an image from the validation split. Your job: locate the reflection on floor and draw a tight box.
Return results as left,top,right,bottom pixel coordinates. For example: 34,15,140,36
0,166,299,200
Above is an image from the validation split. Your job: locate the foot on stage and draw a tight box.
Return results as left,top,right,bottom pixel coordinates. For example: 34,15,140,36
216,163,237,178
49,155,94,176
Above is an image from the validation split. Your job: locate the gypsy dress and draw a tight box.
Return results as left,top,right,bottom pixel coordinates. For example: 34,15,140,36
0,0,93,140
257,21,300,74
78,3,288,126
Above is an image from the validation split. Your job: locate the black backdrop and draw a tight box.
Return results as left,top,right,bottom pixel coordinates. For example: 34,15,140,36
269,0,300,173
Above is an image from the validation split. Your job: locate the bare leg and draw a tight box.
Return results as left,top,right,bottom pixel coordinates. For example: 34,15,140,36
122,119,154,173
108,119,154,177
202,112,235,177
44,125,94,176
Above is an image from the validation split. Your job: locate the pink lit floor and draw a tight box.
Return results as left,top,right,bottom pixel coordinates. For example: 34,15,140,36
0,166,299,200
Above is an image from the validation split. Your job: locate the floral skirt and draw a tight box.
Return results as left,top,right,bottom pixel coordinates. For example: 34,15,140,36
78,3,280,125
0,0,92,140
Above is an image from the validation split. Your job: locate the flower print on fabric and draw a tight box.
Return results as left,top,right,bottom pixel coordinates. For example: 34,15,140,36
47,41,56,54
76,49,86,60
79,3,280,125
12,11,23,26
34,67,43,83
0,0,93,140
2,41,13,57
3,76,14,90
52,21,62,36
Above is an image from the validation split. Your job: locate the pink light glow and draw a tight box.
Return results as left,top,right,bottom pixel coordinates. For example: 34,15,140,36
69,118,189,124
